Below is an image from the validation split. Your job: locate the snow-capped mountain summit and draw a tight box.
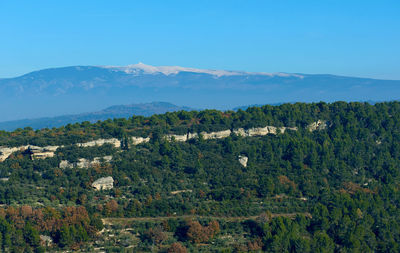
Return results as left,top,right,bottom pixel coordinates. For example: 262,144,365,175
101,63,303,78
0,64,399,122
102,62,242,76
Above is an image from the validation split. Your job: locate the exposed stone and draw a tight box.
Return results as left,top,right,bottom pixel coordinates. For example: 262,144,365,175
29,145,58,160
249,126,277,136
1,124,299,163
77,138,121,148
42,146,59,152
187,132,198,140
0,145,61,162
40,235,53,246
232,128,246,136
77,158,91,168
234,126,274,136
59,156,113,169
307,120,327,132
131,136,150,145
233,126,297,137
0,146,26,162
0,178,9,182
92,176,114,190
59,160,72,169
170,189,193,195
94,155,113,163
281,126,298,132
201,129,232,140
238,155,248,167
165,134,188,142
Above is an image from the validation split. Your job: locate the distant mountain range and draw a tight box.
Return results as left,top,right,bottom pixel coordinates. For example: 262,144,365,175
0,63,399,122
0,102,193,131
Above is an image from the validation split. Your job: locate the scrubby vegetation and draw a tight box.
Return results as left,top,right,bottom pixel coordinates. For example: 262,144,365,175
0,101,400,251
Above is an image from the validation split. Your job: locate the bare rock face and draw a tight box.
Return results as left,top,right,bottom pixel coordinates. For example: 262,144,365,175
76,158,91,168
170,189,193,195
238,155,248,167
234,126,275,136
77,138,121,148
165,134,188,142
29,146,59,160
0,145,60,162
59,156,112,169
40,235,53,246
131,136,150,145
282,126,298,132
0,146,25,162
92,176,114,190
307,120,327,132
187,132,198,140
201,130,232,140
248,126,276,136
1,124,299,163
93,155,113,164
232,128,246,136
233,126,298,137
59,160,72,169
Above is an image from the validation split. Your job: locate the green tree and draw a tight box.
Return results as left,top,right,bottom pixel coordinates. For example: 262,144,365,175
58,225,72,248
23,222,40,247
312,231,334,253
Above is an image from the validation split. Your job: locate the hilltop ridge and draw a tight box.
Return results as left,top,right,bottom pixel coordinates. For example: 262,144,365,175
0,102,193,131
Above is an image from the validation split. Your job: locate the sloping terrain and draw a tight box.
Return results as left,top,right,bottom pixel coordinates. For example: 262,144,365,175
0,102,399,251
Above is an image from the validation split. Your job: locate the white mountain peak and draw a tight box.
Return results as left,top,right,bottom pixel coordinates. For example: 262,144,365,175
101,63,303,78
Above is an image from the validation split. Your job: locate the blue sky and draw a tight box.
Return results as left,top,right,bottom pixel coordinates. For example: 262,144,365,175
0,0,399,79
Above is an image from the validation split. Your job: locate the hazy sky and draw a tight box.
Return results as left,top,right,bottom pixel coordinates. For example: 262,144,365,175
0,0,399,79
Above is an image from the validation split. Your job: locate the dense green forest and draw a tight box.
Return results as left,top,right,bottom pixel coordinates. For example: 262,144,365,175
0,101,399,252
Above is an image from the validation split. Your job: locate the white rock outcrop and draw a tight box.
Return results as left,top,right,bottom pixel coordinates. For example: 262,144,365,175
233,126,297,137
76,158,92,168
94,155,113,163
238,155,248,167
232,128,246,136
187,132,198,140
77,138,121,148
0,124,300,163
248,126,277,136
281,126,298,133
166,130,236,142
165,134,188,142
201,129,232,140
170,189,193,195
0,145,60,161
59,160,71,169
59,156,112,169
29,145,59,160
42,146,59,152
234,126,273,136
0,146,27,162
307,120,327,132
131,136,150,145
40,235,53,246
92,176,114,190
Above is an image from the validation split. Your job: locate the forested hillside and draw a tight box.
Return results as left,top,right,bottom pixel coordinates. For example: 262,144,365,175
0,102,193,131
0,102,399,252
